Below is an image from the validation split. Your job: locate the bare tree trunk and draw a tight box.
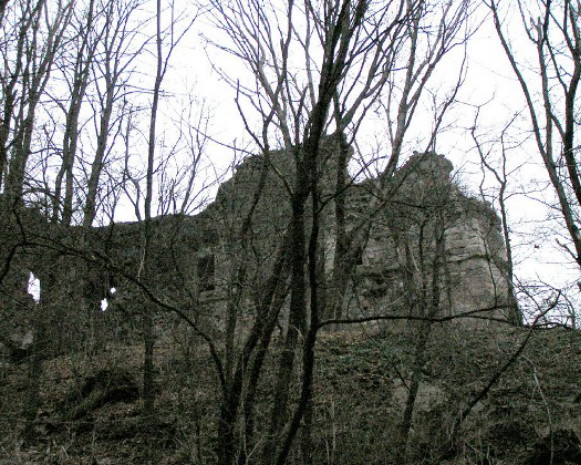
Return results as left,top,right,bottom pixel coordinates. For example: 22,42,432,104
242,250,291,449
0,1,36,194
472,112,521,324
0,61,17,194
22,301,44,442
205,1,473,462
52,0,97,224
141,0,164,418
83,0,143,228
399,320,430,458
262,194,308,464
488,0,581,269
0,0,10,24
5,0,71,207
398,217,446,461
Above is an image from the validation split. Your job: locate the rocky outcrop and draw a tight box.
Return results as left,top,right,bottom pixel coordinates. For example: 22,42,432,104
0,143,519,358
340,152,517,325
187,148,518,327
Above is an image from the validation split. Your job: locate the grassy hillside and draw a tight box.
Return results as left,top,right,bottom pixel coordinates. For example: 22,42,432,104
1,326,579,464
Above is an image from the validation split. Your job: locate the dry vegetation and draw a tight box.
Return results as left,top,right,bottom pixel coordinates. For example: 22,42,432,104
1,325,579,464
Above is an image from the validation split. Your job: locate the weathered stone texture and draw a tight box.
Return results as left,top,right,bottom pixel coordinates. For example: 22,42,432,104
0,142,519,356
334,152,516,325
198,147,517,326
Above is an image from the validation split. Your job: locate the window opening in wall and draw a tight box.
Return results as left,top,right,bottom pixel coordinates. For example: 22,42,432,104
197,253,216,292
27,272,40,303
101,287,116,311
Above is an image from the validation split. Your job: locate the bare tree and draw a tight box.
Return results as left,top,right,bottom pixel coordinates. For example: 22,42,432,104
0,0,75,439
326,0,474,324
0,0,10,25
204,1,410,461
200,1,476,464
50,0,101,225
487,0,581,271
469,106,528,325
0,0,534,462
136,0,198,418
1,0,73,208
82,0,149,228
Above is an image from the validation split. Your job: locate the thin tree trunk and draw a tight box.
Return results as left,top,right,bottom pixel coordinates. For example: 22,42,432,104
82,89,114,228
263,196,308,464
400,226,445,460
0,0,10,24
22,308,44,442
141,0,163,418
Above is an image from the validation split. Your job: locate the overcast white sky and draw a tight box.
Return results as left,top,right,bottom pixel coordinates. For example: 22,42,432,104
134,1,579,312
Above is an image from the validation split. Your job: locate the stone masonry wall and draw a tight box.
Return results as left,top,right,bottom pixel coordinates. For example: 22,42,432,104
0,144,519,358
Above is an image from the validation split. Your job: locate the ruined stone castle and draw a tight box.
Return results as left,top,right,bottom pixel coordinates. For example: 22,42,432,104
0,140,519,357
188,142,519,328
